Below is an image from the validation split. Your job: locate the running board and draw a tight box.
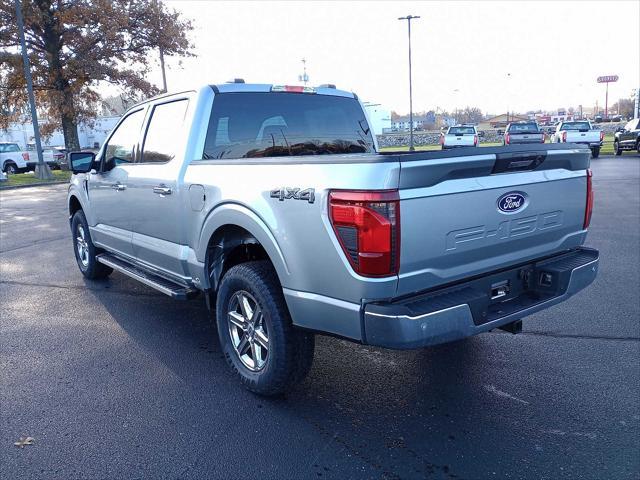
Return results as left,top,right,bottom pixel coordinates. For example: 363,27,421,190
96,253,198,300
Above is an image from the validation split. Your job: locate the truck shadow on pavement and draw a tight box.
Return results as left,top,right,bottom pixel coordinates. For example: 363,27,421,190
81,274,577,479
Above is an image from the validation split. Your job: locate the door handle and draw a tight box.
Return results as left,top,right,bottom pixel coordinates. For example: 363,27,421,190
153,185,172,195
111,183,126,191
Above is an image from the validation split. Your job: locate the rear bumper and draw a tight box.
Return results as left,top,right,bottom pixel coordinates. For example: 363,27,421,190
362,247,599,349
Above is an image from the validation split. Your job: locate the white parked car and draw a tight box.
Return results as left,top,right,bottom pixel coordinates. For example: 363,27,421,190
440,125,478,149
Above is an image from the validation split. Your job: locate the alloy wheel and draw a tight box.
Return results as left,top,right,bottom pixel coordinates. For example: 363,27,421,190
227,290,269,371
76,225,89,267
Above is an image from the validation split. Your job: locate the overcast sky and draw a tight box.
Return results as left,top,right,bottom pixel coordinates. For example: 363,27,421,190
150,0,640,115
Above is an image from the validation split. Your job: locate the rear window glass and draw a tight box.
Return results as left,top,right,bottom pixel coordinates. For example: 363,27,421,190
508,123,539,133
202,92,375,160
448,127,475,135
561,122,591,131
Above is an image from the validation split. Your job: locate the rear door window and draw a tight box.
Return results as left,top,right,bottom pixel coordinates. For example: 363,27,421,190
140,99,189,163
202,92,374,160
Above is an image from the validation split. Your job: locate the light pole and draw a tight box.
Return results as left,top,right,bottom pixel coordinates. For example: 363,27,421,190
14,0,52,179
398,15,420,151
506,72,511,124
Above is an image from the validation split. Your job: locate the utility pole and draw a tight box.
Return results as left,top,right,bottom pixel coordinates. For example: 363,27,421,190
159,46,167,92
398,15,420,151
15,0,52,179
155,0,167,92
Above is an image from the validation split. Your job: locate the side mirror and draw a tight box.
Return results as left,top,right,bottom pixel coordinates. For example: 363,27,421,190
69,151,96,174
615,127,624,133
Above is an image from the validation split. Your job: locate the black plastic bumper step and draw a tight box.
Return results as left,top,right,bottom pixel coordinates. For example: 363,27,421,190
96,253,197,300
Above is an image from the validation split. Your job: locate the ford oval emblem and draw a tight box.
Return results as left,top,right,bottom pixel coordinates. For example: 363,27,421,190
497,192,527,213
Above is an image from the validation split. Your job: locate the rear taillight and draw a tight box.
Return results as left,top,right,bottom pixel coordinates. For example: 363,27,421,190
439,134,444,145
329,190,400,277
584,169,594,229
22,152,29,161
599,130,604,142
473,134,478,146
505,133,510,145
562,131,567,142
541,133,546,143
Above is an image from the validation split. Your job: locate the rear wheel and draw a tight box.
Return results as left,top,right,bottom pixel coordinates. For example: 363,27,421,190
614,141,623,156
71,210,113,279
216,261,315,396
636,139,640,154
591,147,600,159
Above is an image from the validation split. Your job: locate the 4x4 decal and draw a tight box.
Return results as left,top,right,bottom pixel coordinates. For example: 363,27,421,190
270,187,315,204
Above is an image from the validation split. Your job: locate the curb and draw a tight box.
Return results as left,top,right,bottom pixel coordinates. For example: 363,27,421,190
0,180,68,191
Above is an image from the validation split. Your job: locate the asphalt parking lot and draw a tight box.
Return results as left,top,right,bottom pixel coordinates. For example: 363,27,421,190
1,155,639,480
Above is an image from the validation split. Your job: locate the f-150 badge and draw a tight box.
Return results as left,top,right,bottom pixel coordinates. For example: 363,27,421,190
270,187,315,204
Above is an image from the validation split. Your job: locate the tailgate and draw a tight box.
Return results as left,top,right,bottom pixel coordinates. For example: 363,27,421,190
395,146,591,296
566,131,599,143
445,134,474,147
510,133,544,143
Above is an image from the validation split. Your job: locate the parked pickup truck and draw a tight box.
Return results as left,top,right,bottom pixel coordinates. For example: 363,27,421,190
67,83,599,395
0,142,62,173
613,118,640,155
440,125,478,149
551,121,604,158
504,121,545,145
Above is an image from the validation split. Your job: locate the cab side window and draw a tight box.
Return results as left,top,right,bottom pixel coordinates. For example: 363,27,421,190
103,109,145,170
140,100,189,163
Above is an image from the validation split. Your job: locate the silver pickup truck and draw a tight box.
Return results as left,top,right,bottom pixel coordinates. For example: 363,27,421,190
67,83,599,395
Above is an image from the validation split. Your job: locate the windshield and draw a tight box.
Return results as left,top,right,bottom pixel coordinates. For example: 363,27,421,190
0,144,20,153
508,123,539,133
561,122,591,131
203,92,375,159
448,127,475,135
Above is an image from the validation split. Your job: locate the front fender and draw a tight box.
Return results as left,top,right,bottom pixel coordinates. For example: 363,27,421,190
196,202,290,287
67,175,94,225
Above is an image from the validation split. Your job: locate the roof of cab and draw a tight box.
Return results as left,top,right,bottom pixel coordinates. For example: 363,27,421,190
130,83,357,110
209,83,357,99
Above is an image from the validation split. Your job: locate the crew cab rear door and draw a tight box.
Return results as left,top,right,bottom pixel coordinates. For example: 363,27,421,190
394,146,591,297
126,96,192,279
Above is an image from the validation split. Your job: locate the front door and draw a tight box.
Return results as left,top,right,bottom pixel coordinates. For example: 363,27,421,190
88,108,146,259
127,98,191,278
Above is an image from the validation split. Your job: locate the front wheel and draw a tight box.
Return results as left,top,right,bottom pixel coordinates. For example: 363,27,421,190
614,141,623,156
3,162,18,174
216,261,315,396
71,210,113,279
591,147,600,159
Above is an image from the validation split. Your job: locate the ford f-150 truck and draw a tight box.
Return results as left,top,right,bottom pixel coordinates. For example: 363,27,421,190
504,121,546,145
613,118,640,155
440,125,478,149
551,121,604,158
0,142,62,173
67,83,599,396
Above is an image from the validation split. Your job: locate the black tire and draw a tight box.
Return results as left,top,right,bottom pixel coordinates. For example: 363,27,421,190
216,261,315,396
636,140,640,154
614,141,623,156
3,161,18,174
71,210,113,279
591,147,600,159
